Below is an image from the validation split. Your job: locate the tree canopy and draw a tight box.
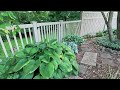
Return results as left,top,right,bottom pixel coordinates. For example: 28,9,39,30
13,11,81,24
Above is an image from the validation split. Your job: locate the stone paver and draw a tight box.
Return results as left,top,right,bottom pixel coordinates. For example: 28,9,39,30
101,59,115,66
79,64,88,74
100,53,112,59
80,52,97,66
117,58,120,63
81,47,93,52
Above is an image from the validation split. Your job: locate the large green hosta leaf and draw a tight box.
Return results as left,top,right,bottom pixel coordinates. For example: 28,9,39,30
33,74,49,79
38,43,47,50
60,57,73,72
51,55,62,65
23,59,41,75
13,59,30,72
30,47,38,55
8,66,15,73
44,49,53,56
15,51,26,58
33,74,41,79
51,60,58,70
24,47,38,56
72,69,79,76
24,47,31,54
41,58,50,63
40,62,54,78
59,60,72,73
52,52,63,64
70,60,79,71
23,60,36,74
20,73,34,79
55,47,63,55
53,69,64,79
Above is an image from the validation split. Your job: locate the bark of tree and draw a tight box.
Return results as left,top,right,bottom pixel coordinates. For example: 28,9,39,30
101,11,113,42
80,11,83,20
117,11,120,39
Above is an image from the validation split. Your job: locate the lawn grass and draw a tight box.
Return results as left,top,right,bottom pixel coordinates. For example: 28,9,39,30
0,37,33,60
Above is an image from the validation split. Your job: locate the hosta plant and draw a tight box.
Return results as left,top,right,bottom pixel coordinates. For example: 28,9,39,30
63,35,84,45
1,39,79,79
63,42,78,54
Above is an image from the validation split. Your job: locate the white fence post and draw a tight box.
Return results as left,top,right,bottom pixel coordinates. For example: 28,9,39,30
0,35,8,58
59,20,63,42
31,21,40,43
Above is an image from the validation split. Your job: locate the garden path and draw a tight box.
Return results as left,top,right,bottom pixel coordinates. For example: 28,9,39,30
69,38,120,79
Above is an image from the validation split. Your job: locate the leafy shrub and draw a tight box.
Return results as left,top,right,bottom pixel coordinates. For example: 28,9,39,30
96,29,116,37
113,29,117,35
95,37,120,51
96,31,104,37
83,34,95,39
63,35,84,45
1,39,79,79
63,42,78,54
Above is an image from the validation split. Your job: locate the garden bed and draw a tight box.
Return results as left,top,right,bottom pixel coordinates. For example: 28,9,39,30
75,38,120,79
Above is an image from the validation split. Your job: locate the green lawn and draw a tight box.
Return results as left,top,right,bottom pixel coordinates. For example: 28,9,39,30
0,37,33,59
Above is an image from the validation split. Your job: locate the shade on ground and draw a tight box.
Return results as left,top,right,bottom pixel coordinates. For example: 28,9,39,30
81,52,97,66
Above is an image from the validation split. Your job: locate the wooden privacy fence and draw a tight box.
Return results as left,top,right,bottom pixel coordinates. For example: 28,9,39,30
0,20,81,58
80,11,117,36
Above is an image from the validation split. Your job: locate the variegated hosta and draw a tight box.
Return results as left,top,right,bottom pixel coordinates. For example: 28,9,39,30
1,39,79,79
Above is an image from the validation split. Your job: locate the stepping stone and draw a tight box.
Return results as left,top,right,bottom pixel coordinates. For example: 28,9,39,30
81,47,93,52
117,58,120,63
79,64,88,74
101,59,116,66
100,53,112,59
80,52,97,66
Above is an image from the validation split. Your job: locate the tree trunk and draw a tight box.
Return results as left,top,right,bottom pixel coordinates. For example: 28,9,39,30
107,11,113,41
101,11,113,42
117,11,120,39
80,11,83,20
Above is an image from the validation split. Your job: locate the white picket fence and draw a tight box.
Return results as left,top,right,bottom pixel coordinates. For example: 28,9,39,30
0,20,81,58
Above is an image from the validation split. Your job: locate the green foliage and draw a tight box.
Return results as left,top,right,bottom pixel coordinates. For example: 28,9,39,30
13,11,50,24
63,42,78,54
1,39,79,79
83,34,95,39
63,35,84,45
48,11,80,21
0,11,20,36
12,11,81,24
96,31,104,37
96,36,120,51
96,30,116,37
